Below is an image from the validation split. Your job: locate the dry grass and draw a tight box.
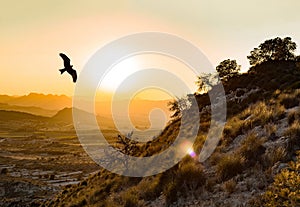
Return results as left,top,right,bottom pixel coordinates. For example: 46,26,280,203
163,181,177,205
137,176,161,201
263,146,287,168
264,123,277,137
287,109,300,125
121,187,143,207
238,132,266,166
223,100,285,146
208,151,222,166
242,102,285,129
216,153,245,181
285,120,300,155
279,92,300,109
177,162,206,191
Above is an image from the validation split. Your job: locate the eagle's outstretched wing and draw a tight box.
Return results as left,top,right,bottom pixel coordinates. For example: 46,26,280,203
70,69,77,83
59,53,71,68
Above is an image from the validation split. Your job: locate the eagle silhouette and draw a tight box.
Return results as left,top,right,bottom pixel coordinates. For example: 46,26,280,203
59,53,77,83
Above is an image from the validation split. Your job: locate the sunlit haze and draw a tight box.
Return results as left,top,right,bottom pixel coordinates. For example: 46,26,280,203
1,0,300,97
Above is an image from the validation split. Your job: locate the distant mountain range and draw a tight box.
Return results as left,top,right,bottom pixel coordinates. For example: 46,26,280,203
0,93,72,111
0,107,114,129
0,93,171,129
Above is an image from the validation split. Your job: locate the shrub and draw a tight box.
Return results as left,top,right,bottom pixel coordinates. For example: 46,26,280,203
49,174,55,180
285,120,300,155
261,152,300,207
248,102,285,126
280,93,300,109
222,117,244,144
216,154,245,181
264,123,277,137
288,111,298,125
263,146,287,168
208,151,222,166
0,168,8,175
71,198,87,207
163,161,206,204
223,179,237,194
80,180,87,186
205,177,217,192
122,187,141,207
138,176,161,201
238,132,266,166
239,101,285,133
164,181,178,205
177,162,206,191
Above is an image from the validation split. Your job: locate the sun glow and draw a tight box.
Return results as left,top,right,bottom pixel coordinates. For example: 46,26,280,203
179,140,197,158
97,53,198,100
99,57,141,92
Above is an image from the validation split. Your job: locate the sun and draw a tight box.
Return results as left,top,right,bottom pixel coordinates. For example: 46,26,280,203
98,56,141,92
97,53,198,99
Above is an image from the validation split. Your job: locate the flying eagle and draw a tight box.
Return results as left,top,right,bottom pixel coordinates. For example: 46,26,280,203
59,53,77,83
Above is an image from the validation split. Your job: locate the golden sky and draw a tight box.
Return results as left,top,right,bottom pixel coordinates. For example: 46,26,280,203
1,0,300,97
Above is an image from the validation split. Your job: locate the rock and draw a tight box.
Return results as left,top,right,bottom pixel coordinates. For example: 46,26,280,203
272,162,289,175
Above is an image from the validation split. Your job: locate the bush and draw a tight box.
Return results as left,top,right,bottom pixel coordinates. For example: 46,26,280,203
1,168,8,175
288,111,298,125
223,117,244,140
205,177,217,192
246,102,285,126
177,162,206,190
122,187,142,207
80,180,87,186
216,154,245,181
263,147,287,168
264,123,277,137
138,176,161,201
261,152,300,207
238,132,266,166
285,120,300,155
164,181,178,205
223,179,237,194
49,174,55,180
279,93,300,109
163,161,206,204
208,151,222,166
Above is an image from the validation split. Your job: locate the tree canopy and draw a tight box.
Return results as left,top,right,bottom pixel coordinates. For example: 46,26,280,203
216,59,241,81
247,37,297,67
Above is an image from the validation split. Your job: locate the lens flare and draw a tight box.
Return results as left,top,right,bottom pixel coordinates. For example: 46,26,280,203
180,140,196,158
187,148,196,158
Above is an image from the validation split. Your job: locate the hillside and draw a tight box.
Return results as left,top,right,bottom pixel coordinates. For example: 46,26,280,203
43,60,300,207
0,95,15,103
50,107,115,129
0,103,57,117
0,110,47,121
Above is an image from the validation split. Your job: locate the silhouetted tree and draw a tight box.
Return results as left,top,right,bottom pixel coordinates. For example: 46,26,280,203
168,99,180,118
247,37,297,67
168,95,192,118
196,73,220,93
216,59,241,81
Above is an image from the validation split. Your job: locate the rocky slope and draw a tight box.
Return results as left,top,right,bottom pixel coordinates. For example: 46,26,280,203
43,60,300,207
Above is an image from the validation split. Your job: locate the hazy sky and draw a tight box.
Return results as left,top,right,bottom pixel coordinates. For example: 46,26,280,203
1,0,300,96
